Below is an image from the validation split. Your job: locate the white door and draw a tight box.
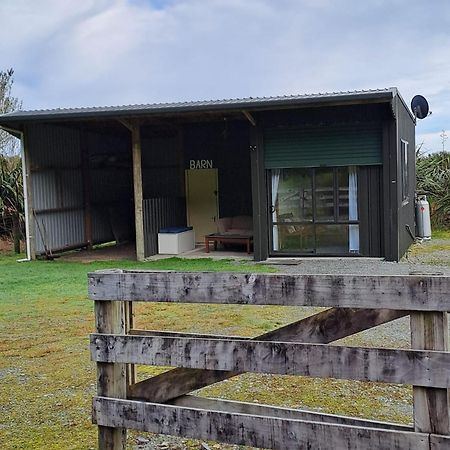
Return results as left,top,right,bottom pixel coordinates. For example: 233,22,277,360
185,168,219,244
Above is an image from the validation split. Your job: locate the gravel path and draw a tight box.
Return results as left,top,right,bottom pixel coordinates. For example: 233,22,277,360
264,239,450,275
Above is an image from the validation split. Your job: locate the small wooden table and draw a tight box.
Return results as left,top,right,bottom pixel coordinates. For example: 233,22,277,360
205,234,253,254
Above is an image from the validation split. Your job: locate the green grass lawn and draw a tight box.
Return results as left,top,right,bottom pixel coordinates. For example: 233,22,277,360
0,250,416,449
432,229,450,239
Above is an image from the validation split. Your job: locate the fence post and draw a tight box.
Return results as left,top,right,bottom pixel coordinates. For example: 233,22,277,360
124,301,136,393
95,300,127,449
411,311,450,434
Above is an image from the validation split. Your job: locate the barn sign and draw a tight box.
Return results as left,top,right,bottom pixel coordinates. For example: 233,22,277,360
189,159,213,169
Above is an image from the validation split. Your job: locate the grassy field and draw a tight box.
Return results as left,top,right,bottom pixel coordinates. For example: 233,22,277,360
2,236,449,449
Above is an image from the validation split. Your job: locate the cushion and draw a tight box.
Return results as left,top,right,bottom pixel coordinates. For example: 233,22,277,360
224,228,253,237
230,215,253,231
217,217,232,233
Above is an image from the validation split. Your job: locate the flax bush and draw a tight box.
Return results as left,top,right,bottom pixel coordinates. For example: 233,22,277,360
0,155,24,251
416,151,450,228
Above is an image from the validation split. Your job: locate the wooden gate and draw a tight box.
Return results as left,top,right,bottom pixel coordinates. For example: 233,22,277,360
88,270,450,449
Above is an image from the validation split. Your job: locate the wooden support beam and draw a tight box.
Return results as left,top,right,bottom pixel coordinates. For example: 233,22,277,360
95,301,127,449
80,128,92,250
242,110,256,126
91,332,450,388
88,271,450,311
128,307,407,402
131,124,145,261
169,395,413,431
117,119,145,260
117,118,134,132
411,312,450,435
92,396,429,450
22,131,36,259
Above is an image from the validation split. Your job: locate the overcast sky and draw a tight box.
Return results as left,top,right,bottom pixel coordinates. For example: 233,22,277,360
1,0,449,153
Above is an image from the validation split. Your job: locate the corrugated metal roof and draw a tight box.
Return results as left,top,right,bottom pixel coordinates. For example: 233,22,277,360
0,88,397,124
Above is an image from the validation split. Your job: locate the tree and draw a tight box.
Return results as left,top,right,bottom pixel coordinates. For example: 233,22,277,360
0,68,22,156
0,68,23,252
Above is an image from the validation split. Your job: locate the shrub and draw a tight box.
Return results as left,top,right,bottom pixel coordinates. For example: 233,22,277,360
416,151,450,228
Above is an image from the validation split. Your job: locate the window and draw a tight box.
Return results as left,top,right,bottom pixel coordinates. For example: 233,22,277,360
401,139,409,202
270,166,359,254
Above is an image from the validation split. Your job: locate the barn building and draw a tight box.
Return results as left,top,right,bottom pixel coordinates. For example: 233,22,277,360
0,88,416,261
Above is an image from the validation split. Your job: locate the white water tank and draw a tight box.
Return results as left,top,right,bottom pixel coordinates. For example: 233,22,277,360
416,195,432,240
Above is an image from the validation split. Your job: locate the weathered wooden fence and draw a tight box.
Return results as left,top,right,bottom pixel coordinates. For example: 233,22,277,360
88,270,450,450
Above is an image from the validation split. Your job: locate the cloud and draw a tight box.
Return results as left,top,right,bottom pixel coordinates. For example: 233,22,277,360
417,130,449,155
0,0,449,151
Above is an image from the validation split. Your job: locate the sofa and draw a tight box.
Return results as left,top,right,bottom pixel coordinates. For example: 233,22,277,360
217,215,253,236
205,215,253,253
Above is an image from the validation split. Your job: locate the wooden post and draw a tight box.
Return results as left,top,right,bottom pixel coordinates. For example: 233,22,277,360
411,312,450,435
124,302,136,393
95,301,127,449
21,130,36,259
131,124,145,261
81,128,93,250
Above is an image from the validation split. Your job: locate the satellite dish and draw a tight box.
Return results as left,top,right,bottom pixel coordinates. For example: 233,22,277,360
411,95,430,119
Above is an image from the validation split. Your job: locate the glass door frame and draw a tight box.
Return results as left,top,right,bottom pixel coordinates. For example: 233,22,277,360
268,166,361,256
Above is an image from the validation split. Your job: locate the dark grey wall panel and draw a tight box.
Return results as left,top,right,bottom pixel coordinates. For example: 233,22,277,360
358,166,383,257
183,122,252,219
141,129,182,199
396,98,416,259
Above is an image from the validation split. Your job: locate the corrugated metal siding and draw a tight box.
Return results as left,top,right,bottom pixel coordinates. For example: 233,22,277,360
34,210,84,252
27,123,80,168
91,208,114,244
26,123,85,254
142,133,182,199
143,197,186,257
264,123,382,168
87,130,133,244
32,170,82,210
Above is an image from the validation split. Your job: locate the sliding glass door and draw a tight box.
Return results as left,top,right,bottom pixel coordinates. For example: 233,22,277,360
270,167,359,255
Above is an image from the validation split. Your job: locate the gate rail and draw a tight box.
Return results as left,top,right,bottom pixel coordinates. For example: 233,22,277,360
88,270,450,449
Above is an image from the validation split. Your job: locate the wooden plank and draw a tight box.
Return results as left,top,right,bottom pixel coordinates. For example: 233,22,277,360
131,124,145,261
91,333,450,388
170,395,413,432
95,301,127,450
430,434,450,449
128,307,407,402
92,396,428,450
411,312,450,435
88,271,450,310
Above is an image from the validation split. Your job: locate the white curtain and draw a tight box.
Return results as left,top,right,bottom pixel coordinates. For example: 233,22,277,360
348,166,359,252
271,170,281,251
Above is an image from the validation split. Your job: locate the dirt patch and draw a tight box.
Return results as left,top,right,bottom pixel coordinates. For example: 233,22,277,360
0,237,14,253
58,242,136,263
